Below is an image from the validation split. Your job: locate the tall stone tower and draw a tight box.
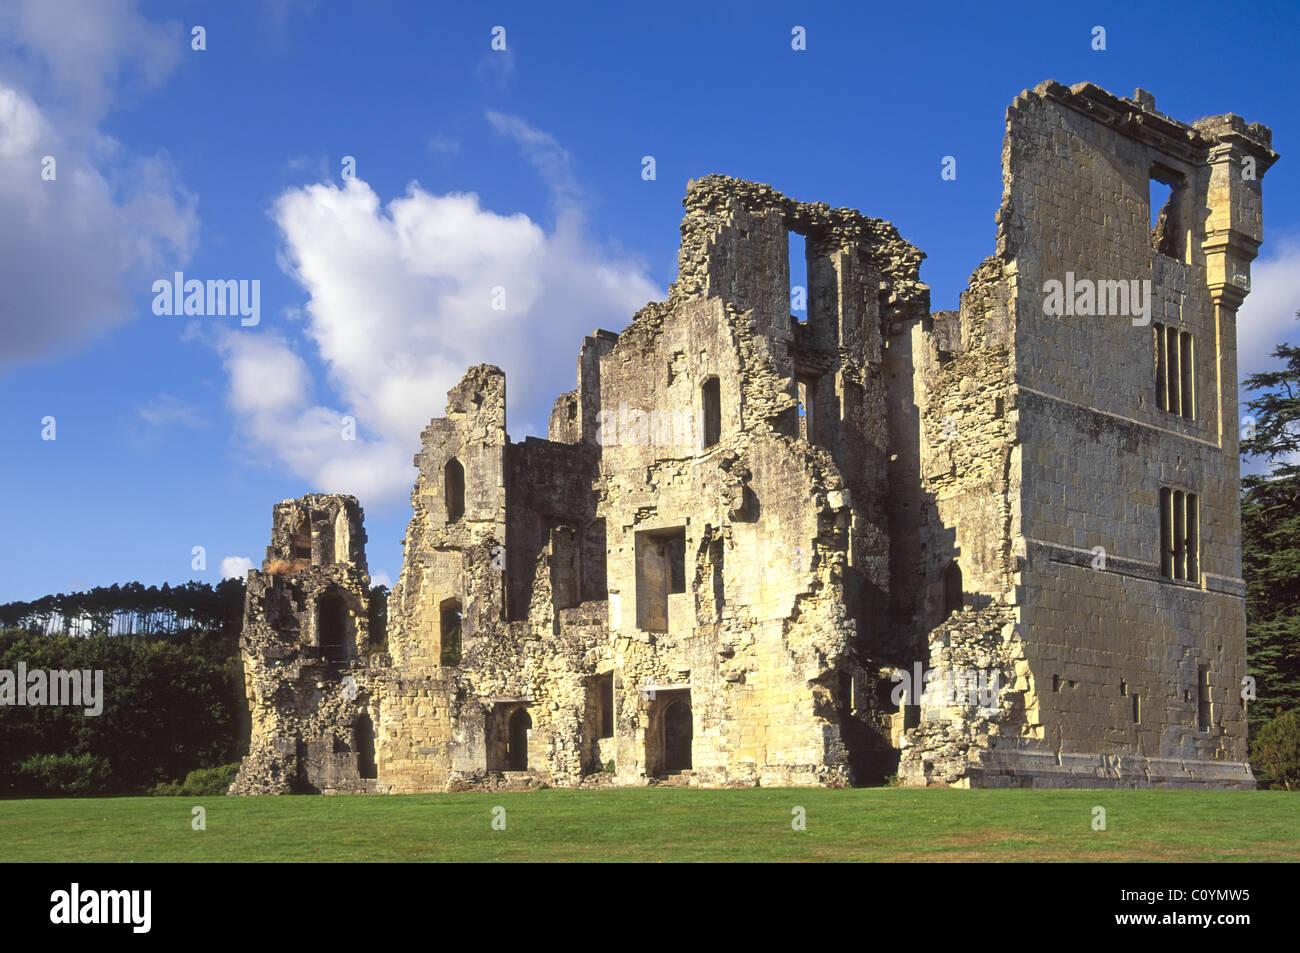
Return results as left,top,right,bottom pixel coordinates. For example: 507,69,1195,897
897,82,1277,787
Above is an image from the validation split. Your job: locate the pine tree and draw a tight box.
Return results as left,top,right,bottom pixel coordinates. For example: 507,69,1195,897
1241,312,1300,738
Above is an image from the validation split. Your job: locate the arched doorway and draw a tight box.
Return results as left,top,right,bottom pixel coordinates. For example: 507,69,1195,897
663,697,692,772
507,707,531,771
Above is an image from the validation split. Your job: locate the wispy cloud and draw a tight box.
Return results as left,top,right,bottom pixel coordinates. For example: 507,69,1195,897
486,109,580,208
135,393,208,429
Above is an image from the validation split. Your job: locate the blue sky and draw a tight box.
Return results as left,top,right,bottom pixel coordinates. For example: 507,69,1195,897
1,0,1297,603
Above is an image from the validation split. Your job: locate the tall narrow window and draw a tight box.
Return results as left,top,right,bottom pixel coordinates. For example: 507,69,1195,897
1166,325,1181,416
796,375,818,443
596,674,614,739
1197,666,1212,731
1155,324,1194,420
702,377,721,449
789,231,807,324
439,598,462,666
444,458,465,523
1179,331,1195,420
355,713,377,779
1155,324,1167,412
1160,487,1199,582
1149,167,1184,260
317,588,350,661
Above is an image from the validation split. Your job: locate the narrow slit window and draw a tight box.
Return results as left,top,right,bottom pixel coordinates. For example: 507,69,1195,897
1185,493,1199,582
789,230,807,325
445,458,465,523
1197,666,1212,731
702,377,721,449
1155,323,1168,411
1179,331,1195,420
1166,325,1181,416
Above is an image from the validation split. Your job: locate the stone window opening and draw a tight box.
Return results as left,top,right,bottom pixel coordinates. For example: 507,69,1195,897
709,536,725,620
596,673,614,739
636,527,686,632
445,458,465,523
789,229,807,325
291,516,311,561
702,377,721,449
439,598,462,666
1159,487,1199,582
317,587,351,662
839,671,855,714
355,712,377,779
796,374,817,443
1148,167,1185,260
1155,323,1194,419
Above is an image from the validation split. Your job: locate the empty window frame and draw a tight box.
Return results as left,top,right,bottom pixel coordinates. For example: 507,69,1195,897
1149,167,1185,260
445,458,465,523
1197,665,1213,731
1159,487,1199,582
635,527,686,632
702,377,721,449
1155,323,1194,419
439,598,462,666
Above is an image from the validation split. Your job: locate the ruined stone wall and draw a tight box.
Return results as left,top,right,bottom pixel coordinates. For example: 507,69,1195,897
232,495,377,794
901,82,1276,788
233,82,1273,794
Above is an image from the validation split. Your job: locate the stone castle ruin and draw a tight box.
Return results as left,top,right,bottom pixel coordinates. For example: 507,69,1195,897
232,80,1277,792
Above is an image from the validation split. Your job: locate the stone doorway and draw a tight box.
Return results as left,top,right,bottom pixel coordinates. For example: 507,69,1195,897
507,707,531,771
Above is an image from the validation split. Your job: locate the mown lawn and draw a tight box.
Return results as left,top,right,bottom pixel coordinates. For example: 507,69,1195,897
1,788,1296,862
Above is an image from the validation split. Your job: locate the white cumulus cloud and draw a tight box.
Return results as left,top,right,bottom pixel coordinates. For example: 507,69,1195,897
216,116,660,508
0,1,197,371
220,556,255,580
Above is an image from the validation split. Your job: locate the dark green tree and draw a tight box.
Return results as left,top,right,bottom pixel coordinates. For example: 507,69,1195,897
1240,312,1300,740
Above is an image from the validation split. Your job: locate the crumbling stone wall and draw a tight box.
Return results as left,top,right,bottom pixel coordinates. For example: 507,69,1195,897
231,495,377,794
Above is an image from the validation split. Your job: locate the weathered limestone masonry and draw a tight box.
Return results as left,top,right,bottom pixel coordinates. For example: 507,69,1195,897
233,80,1276,793
231,495,378,794
897,81,1277,788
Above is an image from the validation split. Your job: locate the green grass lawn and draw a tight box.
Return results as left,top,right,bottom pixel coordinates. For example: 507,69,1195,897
1,788,1296,862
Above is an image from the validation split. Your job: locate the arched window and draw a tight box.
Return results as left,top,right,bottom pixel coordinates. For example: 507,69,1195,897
445,458,465,523
702,377,721,449
439,598,462,666
355,712,377,779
